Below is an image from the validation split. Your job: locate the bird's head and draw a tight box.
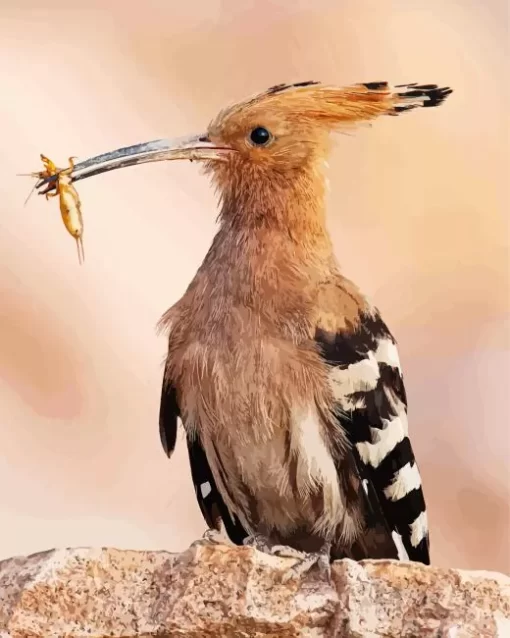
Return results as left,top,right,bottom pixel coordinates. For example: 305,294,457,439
205,81,335,177
36,81,452,211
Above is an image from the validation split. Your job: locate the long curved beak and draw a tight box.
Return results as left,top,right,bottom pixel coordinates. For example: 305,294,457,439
35,134,233,195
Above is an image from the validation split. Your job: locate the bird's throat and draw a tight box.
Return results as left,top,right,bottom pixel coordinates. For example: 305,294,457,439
196,168,336,314
215,159,329,242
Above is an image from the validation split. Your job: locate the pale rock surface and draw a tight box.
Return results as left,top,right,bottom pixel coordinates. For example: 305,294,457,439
0,543,509,637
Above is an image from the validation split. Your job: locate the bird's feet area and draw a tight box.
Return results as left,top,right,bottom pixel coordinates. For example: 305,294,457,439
243,534,332,584
190,528,234,548
274,543,332,584
242,533,276,554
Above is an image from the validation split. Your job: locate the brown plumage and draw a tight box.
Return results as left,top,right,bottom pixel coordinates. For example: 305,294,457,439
35,80,453,578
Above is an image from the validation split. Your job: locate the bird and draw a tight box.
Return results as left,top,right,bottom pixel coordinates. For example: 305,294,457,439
36,80,453,579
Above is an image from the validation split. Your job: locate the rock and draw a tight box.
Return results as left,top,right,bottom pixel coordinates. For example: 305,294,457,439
0,543,508,637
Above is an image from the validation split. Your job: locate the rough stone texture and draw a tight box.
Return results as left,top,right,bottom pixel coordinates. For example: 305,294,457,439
0,543,509,638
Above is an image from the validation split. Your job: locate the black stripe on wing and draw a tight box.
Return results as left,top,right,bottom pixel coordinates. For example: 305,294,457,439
159,379,247,545
159,382,179,458
187,435,248,545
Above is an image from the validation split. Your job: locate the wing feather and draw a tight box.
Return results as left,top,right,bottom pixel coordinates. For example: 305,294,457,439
316,309,430,564
159,379,248,545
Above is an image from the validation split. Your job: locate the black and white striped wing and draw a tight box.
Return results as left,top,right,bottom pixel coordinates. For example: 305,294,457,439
316,310,430,564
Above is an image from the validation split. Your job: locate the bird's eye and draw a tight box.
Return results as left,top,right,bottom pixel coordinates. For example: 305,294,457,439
249,127,271,146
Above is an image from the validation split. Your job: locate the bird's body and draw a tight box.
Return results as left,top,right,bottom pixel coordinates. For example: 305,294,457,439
160,221,404,559
156,80,447,564
41,80,453,573
160,219,360,552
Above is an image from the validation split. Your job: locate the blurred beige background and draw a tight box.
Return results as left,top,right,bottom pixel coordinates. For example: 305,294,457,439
0,0,508,573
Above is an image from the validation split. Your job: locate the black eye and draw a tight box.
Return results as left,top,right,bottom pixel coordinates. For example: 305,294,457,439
249,127,271,146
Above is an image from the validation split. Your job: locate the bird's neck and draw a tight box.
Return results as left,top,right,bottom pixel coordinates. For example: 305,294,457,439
198,163,337,298
217,161,329,242
160,165,341,337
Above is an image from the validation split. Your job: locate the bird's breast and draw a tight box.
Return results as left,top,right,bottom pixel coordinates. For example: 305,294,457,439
171,315,346,539
174,314,325,438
